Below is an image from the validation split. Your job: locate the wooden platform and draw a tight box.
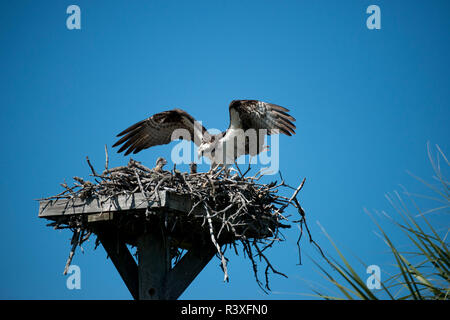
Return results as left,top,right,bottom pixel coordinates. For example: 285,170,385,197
38,190,216,300
39,191,200,220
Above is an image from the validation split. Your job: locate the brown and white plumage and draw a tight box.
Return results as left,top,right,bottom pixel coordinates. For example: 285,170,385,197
113,100,296,165
113,109,209,156
228,100,295,136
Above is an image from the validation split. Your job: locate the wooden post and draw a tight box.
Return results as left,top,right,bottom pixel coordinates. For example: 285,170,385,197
38,191,218,300
136,227,216,300
137,229,170,300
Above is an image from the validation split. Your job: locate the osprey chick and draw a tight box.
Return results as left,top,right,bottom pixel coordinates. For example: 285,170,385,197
154,157,167,173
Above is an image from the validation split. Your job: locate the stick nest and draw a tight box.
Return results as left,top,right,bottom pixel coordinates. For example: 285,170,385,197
41,150,321,293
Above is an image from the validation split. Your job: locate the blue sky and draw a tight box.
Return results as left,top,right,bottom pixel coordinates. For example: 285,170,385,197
0,0,449,299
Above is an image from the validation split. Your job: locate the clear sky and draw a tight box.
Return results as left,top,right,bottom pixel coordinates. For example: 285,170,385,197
0,0,449,299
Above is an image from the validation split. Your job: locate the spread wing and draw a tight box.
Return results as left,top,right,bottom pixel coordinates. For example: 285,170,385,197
113,109,209,156
228,100,296,136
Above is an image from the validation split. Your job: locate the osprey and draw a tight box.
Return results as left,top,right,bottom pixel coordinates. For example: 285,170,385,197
112,100,296,168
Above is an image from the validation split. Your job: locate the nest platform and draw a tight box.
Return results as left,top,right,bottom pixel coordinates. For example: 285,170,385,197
38,156,311,300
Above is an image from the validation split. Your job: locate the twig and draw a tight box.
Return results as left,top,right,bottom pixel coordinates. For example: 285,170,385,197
105,144,109,171
86,156,98,176
204,203,229,282
63,228,81,275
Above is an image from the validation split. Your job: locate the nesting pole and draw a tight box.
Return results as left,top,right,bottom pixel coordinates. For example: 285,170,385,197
39,191,219,300
38,158,309,299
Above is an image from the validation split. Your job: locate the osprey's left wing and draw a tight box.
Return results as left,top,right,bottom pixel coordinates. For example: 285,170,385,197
228,100,296,136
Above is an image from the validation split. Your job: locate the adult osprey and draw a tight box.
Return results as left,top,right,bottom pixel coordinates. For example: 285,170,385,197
112,100,296,168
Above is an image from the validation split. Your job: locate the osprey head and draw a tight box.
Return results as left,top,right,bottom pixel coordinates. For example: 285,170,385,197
197,142,210,158
197,136,216,159
155,157,167,170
